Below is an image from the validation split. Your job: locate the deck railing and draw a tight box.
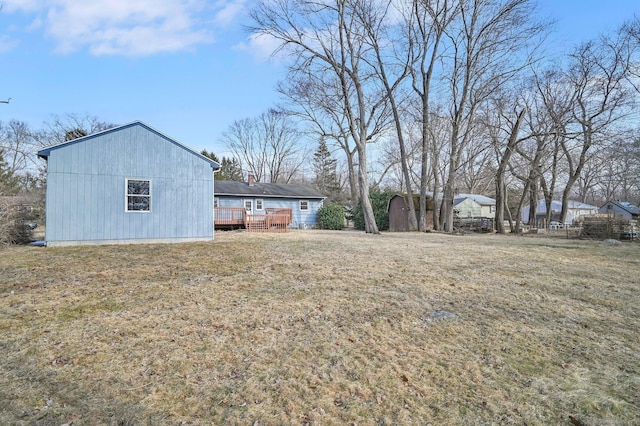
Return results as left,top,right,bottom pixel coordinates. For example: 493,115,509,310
214,207,293,233
246,208,292,233
266,208,292,225
214,207,246,226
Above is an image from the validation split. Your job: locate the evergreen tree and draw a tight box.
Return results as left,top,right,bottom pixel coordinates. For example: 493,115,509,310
0,149,20,195
353,187,395,231
219,157,244,181
201,149,220,163
201,150,244,181
312,139,342,202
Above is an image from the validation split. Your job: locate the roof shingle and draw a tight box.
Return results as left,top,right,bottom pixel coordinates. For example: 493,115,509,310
215,181,325,199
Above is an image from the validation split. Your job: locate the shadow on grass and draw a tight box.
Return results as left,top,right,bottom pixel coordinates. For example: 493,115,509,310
0,343,168,425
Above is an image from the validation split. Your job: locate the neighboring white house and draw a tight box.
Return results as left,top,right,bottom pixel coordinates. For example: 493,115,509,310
454,197,482,218
521,199,598,225
427,192,496,219
454,193,496,218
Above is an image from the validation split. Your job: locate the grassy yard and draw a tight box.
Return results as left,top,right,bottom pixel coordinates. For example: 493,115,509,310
0,231,638,425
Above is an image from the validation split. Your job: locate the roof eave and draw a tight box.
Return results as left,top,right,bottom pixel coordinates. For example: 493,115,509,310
216,192,325,199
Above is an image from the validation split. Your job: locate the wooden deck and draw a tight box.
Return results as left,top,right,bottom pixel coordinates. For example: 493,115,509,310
214,207,245,227
214,207,293,233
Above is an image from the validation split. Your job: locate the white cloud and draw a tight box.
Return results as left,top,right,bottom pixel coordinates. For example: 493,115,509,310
1,0,46,13
234,32,283,62
214,0,247,28
1,0,251,56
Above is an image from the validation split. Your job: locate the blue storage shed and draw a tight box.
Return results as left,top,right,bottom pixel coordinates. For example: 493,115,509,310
37,121,220,247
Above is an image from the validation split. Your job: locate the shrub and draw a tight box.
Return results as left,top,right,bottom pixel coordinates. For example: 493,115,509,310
317,203,345,230
353,187,395,231
0,198,35,247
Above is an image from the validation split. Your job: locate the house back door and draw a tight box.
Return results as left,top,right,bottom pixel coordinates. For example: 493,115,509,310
244,200,253,215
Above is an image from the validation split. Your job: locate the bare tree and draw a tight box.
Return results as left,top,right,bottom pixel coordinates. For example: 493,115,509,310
621,17,640,93
595,134,640,203
222,109,306,183
0,120,38,176
558,32,635,223
458,122,496,195
485,94,527,234
278,69,363,207
408,0,459,230
250,0,393,233
359,0,419,230
36,113,116,146
438,0,544,232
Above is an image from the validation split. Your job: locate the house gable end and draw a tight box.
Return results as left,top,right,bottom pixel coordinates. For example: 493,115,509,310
37,121,220,170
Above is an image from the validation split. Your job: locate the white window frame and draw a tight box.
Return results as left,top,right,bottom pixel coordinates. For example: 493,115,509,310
299,200,309,211
213,197,219,208
125,178,151,213
256,199,264,211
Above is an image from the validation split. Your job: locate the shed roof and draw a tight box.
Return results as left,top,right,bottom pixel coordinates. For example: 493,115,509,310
215,180,325,199
37,121,220,170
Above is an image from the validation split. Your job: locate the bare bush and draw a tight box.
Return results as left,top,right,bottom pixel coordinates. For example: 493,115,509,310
0,197,35,247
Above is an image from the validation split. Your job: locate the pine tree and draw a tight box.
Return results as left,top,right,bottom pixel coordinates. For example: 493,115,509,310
312,139,342,202
201,150,243,181
219,157,243,181
201,149,219,163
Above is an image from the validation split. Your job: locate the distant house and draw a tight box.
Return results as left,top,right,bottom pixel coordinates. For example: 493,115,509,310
422,192,495,219
454,194,496,219
214,176,326,229
522,199,598,225
37,121,220,247
599,201,640,221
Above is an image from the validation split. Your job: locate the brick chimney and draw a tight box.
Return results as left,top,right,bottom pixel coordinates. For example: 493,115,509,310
248,173,255,186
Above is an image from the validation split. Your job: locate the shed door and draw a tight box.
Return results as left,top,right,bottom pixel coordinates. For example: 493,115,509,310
244,200,253,215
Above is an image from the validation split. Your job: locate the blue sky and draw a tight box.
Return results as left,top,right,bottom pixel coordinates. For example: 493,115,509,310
1,0,639,156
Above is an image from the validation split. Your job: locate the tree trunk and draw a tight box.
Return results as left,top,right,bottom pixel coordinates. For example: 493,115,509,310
495,108,526,233
356,143,379,234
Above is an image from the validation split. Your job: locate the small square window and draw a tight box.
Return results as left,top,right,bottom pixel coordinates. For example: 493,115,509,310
126,179,151,212
256,199,264,210
299,200,309,211
214,197,219,208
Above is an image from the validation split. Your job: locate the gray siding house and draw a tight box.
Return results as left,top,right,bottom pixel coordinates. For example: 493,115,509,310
215,177,325,228
599,201,640,221
37,121,220,247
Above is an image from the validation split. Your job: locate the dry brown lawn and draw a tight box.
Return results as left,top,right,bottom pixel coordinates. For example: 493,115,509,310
0,230,638,425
